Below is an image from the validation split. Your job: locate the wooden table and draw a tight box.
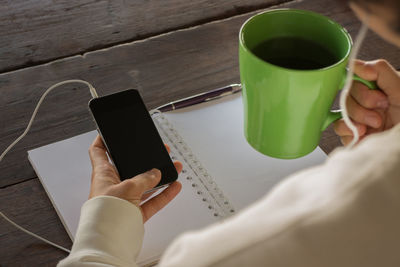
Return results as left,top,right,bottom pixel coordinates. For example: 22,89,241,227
1,0,399,265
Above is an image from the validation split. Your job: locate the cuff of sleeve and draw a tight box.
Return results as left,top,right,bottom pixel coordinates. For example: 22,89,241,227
71,196,144,265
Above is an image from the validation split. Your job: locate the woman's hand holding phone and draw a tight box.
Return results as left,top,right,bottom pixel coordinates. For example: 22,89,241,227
88,135,183,222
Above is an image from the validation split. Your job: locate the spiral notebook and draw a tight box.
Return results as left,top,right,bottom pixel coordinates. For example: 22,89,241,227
28,93,327,266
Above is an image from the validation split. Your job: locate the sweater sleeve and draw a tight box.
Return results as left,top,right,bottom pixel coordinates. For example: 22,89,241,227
159,124,400,267
58,196,144,267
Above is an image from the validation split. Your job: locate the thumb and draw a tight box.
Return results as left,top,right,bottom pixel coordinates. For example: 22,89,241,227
354,59,400,101
123,168,162,195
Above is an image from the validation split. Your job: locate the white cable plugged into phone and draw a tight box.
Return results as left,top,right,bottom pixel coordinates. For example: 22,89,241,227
0,79,99,254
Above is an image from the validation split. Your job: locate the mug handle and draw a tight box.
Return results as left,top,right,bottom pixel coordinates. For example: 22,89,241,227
321,74,378,131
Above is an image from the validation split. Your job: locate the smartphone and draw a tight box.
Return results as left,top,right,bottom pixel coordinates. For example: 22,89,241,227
88,89,178,189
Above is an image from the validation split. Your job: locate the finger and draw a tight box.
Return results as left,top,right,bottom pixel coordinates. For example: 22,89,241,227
165,143,171,153
141,161,182,201
89,135,109,168
341,136,355,146
141,191,156,202
353,59,376,81
125,168,162,194
350,81,389,109
346,95,383,128
141,181,182,222
333,119,367,137
174,161,183,174
354,59,400,100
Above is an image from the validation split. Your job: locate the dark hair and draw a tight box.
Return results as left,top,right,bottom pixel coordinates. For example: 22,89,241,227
350,0,400,33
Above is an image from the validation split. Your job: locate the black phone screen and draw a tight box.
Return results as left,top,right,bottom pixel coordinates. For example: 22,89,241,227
89,89,177,186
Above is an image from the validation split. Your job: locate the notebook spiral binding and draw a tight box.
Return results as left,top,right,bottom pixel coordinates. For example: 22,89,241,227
151,110,235,219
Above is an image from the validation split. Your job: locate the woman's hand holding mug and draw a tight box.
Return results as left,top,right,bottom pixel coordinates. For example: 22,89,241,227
334,59,400,145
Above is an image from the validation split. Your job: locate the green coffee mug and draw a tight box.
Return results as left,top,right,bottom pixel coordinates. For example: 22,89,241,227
239,9,375,159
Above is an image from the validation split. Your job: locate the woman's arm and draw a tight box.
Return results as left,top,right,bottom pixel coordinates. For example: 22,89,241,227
58,196,143,267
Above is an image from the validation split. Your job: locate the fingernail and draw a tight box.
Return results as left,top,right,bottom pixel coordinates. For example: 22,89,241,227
377,100,389,109
147,168,159,178
365,115,380,128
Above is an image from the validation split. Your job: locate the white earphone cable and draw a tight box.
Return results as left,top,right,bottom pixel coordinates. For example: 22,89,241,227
0,79,99,254
0,211,71,253
339,23,369,148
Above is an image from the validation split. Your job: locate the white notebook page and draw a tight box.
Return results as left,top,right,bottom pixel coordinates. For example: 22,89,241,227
164,93,327,211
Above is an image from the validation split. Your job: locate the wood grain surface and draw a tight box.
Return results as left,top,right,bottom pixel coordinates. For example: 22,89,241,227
0,0,290,73
0,179,72,266
1,0,399,265
1,0,399,187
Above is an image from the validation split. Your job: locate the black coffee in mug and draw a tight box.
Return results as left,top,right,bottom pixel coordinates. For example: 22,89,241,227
251,37,339,70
